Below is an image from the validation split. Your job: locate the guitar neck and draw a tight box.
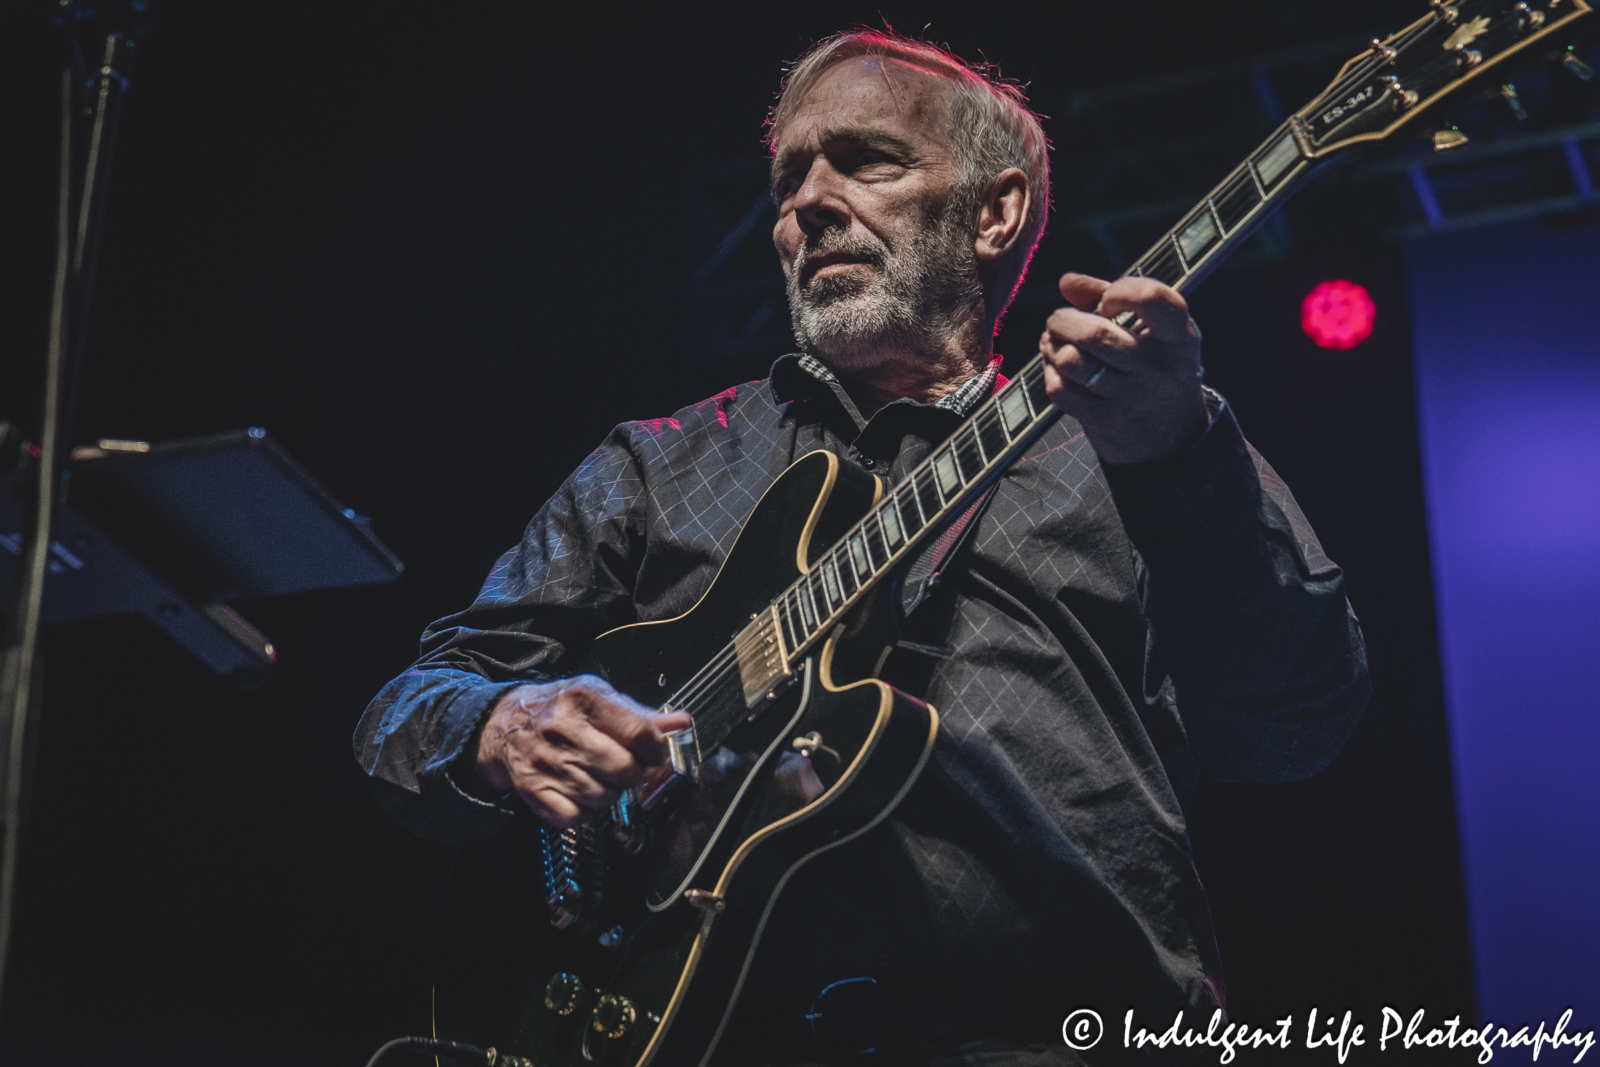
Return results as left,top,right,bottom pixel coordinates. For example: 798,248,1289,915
758,118,1322,671
1127,118,1317,293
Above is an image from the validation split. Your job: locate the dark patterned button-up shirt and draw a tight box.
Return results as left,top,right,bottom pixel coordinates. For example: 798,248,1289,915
354,353,1368,1046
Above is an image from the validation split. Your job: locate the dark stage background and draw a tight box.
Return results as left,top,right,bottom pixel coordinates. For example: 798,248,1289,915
1,2,1484,1063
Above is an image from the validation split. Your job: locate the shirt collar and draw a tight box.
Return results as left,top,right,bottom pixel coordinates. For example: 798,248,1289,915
769,352,1005,418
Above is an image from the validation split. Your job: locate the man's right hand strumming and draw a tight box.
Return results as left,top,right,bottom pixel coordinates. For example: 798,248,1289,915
473,676,695,828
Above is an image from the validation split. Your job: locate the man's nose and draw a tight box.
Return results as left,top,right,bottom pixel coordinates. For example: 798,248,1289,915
793,160,848,238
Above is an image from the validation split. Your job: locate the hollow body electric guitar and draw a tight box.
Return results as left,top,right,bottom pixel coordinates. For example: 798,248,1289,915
438,4,1594,1064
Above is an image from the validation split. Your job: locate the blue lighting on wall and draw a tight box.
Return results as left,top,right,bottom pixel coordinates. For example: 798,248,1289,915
1407,218,1600,1028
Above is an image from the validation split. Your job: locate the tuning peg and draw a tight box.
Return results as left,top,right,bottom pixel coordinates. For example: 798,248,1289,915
1561,47,1595,81
1433,128,1470,151
1500,83,1530,121
1430,0,1460,25
1385,75,1420,109
1515,2,1546,30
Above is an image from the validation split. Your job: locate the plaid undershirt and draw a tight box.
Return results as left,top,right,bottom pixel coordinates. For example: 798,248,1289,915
795,352,1002,418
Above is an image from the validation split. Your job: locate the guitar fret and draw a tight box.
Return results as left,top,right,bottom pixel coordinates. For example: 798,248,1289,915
835,545,860,595
1248,158,1268,200
977,408,1009,462
798,578,817,629
1214,167,1262,231
1139,238,1184,286
970,415,990,465
915,468,943,522
1169,232,1190,275
900,481,926,531
863,520,888,571
780,593,800,652
952,428,984,486
1022,361,1051,414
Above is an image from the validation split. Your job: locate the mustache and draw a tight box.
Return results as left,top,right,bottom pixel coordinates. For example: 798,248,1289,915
793,231,888,286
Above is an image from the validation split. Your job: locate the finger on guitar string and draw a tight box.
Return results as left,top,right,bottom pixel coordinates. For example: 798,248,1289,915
1039,269,1209,466
1039,304,1137,395
1086,274,1198,347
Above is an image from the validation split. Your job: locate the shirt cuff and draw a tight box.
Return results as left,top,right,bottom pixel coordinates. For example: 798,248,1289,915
1098,389,1258,543
441,684,521,808
360,674,526,843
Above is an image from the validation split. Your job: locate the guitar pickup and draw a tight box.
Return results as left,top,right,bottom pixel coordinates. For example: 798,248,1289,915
736,607,792,707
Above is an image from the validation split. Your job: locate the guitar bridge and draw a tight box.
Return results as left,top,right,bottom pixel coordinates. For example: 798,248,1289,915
634,723,700,812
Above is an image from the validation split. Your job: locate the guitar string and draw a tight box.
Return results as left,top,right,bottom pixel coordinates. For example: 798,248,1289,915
669,633,760,714
659,604,790,732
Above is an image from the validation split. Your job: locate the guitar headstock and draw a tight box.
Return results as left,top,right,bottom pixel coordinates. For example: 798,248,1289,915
1298,0,1595,156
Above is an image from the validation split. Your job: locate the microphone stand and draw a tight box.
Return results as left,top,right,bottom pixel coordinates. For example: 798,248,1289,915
0,2,146,1019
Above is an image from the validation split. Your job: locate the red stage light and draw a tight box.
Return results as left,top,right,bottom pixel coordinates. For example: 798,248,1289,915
1301,279,1376,350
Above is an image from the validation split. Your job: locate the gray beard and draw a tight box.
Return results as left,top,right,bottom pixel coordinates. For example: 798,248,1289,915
785,209,984,374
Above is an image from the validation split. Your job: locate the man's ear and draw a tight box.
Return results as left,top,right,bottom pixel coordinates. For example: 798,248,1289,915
974,168,1029,262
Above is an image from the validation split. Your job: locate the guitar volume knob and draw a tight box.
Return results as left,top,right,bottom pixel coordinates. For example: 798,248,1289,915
592,993,638,1038
543,971,585,1016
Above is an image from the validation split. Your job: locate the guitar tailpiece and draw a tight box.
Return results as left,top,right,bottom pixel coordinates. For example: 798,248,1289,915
537,815,615,929
539,825,585,928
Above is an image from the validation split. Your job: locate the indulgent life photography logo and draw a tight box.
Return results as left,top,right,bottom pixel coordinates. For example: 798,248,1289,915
1058,1007,1596,1063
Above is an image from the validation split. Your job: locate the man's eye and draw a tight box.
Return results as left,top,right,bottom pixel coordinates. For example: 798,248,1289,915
848,150,900,175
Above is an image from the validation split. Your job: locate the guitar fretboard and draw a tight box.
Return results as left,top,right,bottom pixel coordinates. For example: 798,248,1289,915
768,120,1318,663
771,359,1052,659
1130,120,1310,287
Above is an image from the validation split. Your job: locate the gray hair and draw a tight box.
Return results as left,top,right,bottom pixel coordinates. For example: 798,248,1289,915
767,29,1051,332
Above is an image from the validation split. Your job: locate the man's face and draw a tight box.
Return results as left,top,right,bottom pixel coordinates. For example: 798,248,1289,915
771,57,980,369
